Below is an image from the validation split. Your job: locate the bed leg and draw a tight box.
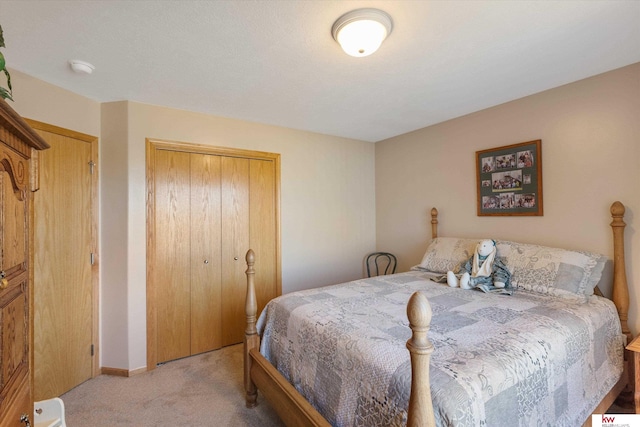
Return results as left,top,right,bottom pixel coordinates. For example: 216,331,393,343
406,292,436,427
244,249,259,408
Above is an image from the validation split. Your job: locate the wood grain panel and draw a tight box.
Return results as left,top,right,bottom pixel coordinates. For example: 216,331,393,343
33,129,93,400
221,156,249,346
0,276,29,427
0,160,26,273
249,159,277,318
27,118,101,380
0,99,48,427
190,153,222,354
155,150,191,363
147,139,280,369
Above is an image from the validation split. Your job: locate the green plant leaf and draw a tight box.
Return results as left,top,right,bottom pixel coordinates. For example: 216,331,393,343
0,87,13,101
3,68,11,91
0,24,12,100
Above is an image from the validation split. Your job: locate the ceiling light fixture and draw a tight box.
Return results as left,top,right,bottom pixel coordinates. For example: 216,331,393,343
332,8,393,57
69,60,95,74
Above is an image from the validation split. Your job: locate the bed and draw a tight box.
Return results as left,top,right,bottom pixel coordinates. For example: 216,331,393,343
243,201,632,427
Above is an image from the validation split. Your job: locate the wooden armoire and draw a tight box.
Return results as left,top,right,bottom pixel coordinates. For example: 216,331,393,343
0,99,49,427
146,139,280,368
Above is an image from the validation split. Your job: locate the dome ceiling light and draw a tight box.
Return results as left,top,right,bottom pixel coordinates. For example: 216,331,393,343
331,8,393,57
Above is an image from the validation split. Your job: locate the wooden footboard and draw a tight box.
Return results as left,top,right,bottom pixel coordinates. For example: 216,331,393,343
244,249,331,426
243,247,437,427
243,201,631,427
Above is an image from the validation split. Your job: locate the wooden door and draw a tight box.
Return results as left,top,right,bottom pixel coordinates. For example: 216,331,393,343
31,124,98,400
221,156,250,347
154,151,224,362
0,161,31,427
154,150,191,363
190,154,222,354
249,159,277,320
147,139,280,370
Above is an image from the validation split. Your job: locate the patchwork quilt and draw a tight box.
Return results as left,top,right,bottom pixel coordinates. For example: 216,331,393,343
256,271,624,427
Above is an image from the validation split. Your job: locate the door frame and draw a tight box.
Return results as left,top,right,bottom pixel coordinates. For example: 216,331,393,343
146,138,281,370
25,119,100,379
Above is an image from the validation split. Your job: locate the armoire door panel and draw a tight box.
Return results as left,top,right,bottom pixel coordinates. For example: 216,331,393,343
155,150,192,363
249,159,277,319
0,265,30,424
0,176,30,426
190,153,222,354
0,101,49,427
221,156,250,347
1,279,28,385
0,167,26,273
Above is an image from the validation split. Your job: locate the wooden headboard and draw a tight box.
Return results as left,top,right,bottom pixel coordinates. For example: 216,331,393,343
427,201,631,344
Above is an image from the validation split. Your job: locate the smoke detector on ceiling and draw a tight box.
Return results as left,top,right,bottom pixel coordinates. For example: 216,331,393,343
69,60,95,74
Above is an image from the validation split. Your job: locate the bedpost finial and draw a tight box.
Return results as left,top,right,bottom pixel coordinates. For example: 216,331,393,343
610,201,625,218
407,292,432,330
430,208,439,240
246,249,255,266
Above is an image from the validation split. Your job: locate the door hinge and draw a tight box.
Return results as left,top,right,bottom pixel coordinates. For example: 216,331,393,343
91,344,94,356
90,253,95,265
89,161,95,175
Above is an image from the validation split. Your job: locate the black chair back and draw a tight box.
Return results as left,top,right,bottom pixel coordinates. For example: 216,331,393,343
366,252,397,277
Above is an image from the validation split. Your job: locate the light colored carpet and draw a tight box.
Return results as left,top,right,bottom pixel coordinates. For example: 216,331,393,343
61,344,284,426
58,343,635,425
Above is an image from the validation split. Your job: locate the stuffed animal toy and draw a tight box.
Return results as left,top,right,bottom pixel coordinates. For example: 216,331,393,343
446,239,511,292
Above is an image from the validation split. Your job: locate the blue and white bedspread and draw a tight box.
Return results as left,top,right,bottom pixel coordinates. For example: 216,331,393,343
256,271,624,427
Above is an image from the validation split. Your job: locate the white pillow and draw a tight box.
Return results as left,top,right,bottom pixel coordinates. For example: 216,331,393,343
412,237,478,274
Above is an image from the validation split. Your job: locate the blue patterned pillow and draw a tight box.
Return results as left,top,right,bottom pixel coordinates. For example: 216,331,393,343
413,237,606,297
495,240,607,297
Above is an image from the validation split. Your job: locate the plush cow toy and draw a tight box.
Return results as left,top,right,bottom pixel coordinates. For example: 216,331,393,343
446,239,511,292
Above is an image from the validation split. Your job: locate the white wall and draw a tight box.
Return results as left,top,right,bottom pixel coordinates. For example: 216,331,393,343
100,102,130,369
11,69,100,136
376,63,640,336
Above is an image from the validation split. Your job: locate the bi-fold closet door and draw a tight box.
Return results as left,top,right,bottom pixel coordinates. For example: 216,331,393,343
149,141,279,366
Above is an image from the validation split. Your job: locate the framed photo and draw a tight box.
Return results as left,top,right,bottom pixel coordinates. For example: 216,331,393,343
476,140,542,216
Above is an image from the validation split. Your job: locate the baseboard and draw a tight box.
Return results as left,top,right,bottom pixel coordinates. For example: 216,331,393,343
101,366,147,377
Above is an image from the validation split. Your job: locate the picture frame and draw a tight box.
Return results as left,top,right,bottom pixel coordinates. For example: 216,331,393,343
476,139,542,216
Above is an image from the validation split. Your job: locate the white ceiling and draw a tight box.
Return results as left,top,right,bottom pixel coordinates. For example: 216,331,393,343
2,1,639,142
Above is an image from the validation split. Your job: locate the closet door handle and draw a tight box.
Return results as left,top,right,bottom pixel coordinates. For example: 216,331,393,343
234,256,239,261
204,260,209,264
